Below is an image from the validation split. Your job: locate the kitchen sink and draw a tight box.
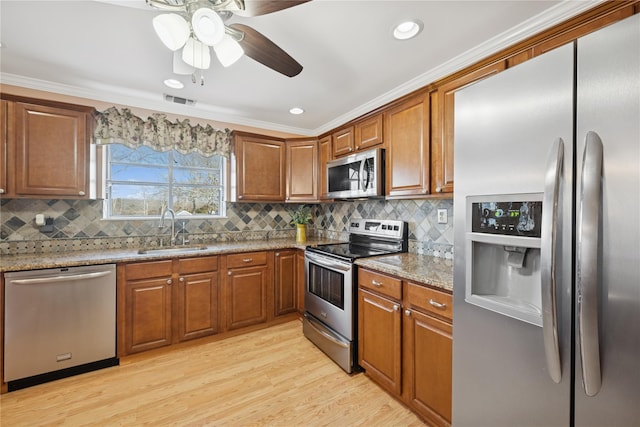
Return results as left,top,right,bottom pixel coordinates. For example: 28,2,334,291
137,246,209,255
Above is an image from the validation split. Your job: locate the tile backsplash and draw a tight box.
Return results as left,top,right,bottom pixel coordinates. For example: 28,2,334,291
0,197,453,257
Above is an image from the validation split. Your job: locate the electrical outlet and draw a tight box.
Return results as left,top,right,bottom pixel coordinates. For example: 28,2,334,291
437,208,448,224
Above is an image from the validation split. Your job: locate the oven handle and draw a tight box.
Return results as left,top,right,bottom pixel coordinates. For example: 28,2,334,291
304,314,349,349
305,251,352,272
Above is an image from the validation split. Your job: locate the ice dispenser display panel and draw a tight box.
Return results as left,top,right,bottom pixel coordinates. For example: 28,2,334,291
466,195,543,326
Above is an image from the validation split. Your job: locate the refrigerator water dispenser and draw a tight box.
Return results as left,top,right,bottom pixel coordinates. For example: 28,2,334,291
465,194,543,326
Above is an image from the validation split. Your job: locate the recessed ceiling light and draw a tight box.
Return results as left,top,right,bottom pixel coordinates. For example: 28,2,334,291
289,107,304,115
164,78,184,89
393,20,423,40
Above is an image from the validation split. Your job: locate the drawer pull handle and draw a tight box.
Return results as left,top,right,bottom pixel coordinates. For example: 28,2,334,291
243,258,253,263
429,298,447,310
371,280,382,287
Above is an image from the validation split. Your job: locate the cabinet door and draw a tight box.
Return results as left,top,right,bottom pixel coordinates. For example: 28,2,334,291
332,126,354,157
385,93,431,198
125,277,173,354
226,266,268,330
0,100,8,196
358,288,402,395
174,271,219,342
286,139,318,202
404,308,452,426
235,133,285,202
318,135,332,199
274,250,297,316
13,102,89,198
434,61,506,194
354,113,384,151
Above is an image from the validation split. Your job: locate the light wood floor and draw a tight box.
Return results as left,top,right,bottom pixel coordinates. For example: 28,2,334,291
0,319,425,426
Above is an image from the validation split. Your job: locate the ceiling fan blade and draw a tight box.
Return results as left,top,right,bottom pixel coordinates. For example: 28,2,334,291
229,23,302,77
233,0,310,17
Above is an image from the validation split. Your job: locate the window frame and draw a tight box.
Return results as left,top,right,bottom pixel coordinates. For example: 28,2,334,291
100,144,227,220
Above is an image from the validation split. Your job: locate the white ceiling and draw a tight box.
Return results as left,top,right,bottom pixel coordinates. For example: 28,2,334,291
0,0,600,136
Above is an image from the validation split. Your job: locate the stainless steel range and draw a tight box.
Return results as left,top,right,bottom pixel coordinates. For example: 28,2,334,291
303,218,408,373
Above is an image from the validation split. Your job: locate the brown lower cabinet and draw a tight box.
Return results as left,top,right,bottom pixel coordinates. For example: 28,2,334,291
120,256,219,356
119,249,300,357
224,251,271,331
358,267,453,427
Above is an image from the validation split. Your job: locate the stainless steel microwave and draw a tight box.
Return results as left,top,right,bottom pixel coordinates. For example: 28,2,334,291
326,148,384,199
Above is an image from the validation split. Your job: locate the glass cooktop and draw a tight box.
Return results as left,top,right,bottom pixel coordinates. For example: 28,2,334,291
306,243,395,262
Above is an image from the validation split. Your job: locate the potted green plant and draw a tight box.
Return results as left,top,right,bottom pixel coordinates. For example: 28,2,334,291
288,205,312,243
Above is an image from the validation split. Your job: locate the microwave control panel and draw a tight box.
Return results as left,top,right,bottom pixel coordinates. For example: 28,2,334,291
471,200,542,237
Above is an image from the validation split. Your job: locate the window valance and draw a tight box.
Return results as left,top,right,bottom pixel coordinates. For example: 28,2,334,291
93,106,233,158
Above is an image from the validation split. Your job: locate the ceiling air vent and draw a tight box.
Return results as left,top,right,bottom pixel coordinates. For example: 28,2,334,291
164,94,196,106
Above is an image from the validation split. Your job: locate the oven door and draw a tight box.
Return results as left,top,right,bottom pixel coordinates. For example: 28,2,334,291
304,251,353,340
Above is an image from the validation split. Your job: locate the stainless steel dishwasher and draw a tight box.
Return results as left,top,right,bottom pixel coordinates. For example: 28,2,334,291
4,264,118,390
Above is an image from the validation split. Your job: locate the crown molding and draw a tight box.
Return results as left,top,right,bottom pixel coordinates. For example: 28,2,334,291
313,0,605,135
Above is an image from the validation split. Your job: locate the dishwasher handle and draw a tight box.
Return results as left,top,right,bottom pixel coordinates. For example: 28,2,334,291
10,270,113,285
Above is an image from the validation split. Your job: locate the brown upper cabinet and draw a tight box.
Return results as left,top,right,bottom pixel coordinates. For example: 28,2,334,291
433,61,506,195
354,113,384,151
332,114,384,158
285,138,318,202
317,135,332,200
234,132,286,202
0,95,93,199
332,126,354,158
385,93,431,198
0,100,8,196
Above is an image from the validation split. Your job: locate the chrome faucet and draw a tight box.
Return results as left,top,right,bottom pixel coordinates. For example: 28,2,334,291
159,206,177,246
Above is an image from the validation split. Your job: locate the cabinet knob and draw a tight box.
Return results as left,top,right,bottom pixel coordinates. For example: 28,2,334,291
179,277,185,283
78,191,85,196
167,279,172,285
275,253,280,257
393,304,400,311
228,271,232,276
405,309,411,317
0,189,4,194
435,187,443,193
371,280,382,287
238,195,243,199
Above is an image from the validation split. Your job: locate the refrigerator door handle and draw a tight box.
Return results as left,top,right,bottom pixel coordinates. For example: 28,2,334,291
541,137,564,384
578,131,603,397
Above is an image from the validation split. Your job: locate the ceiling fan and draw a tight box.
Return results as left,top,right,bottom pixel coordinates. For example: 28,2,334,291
147,0,309,78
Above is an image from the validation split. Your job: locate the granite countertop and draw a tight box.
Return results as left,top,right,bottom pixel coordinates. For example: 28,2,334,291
355,253,453,293
0,238,342,272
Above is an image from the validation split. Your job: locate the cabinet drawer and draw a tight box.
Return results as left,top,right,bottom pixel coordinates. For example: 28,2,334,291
178,256,218,274
125,260,173,280
406,282,452,321
358,268,402,300
226,251,268,268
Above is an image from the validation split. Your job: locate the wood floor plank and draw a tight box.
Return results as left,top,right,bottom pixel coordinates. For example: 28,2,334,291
1,319,424,426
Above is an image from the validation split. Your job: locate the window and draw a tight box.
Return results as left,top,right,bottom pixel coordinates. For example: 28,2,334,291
104,144,225,218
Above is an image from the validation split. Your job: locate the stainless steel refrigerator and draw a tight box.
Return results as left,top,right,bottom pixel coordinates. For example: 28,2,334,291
452,14,639,427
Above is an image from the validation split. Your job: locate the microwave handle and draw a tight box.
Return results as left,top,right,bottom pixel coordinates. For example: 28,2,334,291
359,159,371,191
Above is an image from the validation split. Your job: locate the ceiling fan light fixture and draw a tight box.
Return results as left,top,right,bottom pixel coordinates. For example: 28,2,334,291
172,50,193,75
182,37,211,69
214,34,244,67
191,7,225,46
393,19,423,40
153,13,190,51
